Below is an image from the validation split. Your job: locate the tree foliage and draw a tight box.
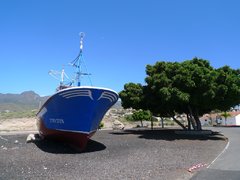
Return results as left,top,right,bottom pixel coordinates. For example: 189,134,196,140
132,109,152,121
214,66,240,111
131,109,152,127
119,83,144,110
119,58,240,130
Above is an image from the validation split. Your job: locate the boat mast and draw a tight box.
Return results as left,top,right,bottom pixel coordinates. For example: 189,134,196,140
49,33,91,89
77,32,84,86
70,32,91,87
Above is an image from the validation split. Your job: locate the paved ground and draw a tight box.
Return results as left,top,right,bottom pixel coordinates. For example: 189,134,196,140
0,128,227,180
191,127,240,180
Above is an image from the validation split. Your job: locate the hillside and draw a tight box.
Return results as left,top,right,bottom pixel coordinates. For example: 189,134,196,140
0,91,122,113
0,91,48,112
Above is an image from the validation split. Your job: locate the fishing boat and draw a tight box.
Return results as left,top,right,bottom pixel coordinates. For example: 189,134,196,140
36,33,118,151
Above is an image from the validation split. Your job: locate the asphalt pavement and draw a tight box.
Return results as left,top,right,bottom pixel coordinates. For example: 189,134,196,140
0,128,227,180
191,127,240,180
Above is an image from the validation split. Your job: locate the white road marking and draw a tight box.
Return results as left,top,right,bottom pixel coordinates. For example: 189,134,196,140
207,140,230,168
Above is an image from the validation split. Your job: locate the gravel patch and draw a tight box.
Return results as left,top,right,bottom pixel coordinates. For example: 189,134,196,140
0,128,227,180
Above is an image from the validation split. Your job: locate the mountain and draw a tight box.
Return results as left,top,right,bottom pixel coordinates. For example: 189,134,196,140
0,91,49,112
0,91,122,113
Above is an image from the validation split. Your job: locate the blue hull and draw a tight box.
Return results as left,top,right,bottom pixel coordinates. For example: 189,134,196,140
37,86,118,136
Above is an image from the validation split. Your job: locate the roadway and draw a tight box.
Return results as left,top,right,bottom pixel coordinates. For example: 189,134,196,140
191,127,240,180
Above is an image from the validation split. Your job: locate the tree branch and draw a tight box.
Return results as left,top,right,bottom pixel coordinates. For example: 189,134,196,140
172,116,187,130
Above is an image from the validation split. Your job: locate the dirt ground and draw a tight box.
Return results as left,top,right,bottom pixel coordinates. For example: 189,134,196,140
0,117,134,133
0,118,37,132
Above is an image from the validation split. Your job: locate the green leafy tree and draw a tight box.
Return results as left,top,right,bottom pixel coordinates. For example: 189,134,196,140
120,58,240,131
132,109,152,127
214,66,240,111
119,83,144,110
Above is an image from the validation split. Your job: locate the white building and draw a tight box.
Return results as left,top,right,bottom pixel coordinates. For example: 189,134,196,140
221,114,240,126
200,111,240,126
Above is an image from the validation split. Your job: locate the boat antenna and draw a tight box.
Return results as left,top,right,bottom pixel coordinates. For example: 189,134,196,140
80,32,84,53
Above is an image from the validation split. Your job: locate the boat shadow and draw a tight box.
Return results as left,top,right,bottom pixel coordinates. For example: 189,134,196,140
34,138,106,154
109,128,226,141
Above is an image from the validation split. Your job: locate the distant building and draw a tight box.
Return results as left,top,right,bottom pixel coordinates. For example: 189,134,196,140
200,111,240,126
221,113,240,126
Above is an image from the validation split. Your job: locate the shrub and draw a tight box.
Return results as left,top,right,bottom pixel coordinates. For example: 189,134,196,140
132,109,152,121
99,121,104,129
124,114,134,121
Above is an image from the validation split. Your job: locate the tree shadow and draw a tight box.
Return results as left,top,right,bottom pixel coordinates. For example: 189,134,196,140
34,138,106,154
109,128,226,141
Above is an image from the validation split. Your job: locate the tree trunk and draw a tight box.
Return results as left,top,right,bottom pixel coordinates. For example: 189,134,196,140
186,114,191,130
172,116,187,130
151,116,153,130
192,108,202,130
188,106,198,130
191,115,197,130
193,116,202,130
160,117,164,128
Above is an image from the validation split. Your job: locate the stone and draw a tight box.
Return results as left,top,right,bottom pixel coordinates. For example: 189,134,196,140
26,134,41,143
112,120,124,130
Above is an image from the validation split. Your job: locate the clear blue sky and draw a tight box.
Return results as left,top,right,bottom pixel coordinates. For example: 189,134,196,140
1,0,239,96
